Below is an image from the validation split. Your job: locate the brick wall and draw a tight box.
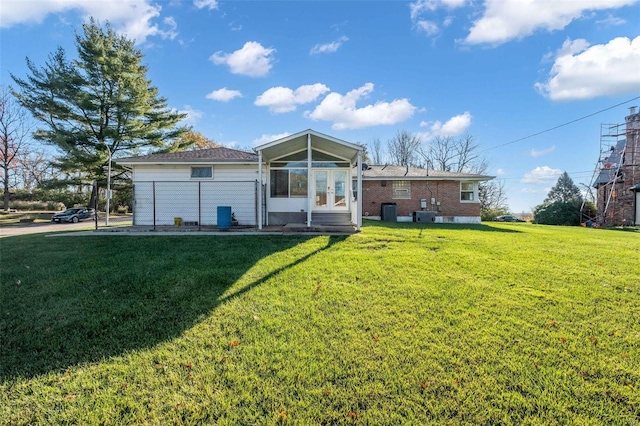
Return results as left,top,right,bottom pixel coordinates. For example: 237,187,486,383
361,180,481,217
595,115,640,226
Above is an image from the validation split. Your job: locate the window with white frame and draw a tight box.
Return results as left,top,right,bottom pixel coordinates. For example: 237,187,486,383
191,166,212,178
460,181,477,202
392,180,411,199
270,169,308,198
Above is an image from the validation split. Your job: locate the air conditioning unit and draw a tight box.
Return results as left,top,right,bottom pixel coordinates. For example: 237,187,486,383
413,211,435,223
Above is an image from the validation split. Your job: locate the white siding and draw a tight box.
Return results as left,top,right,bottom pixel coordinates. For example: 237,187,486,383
133,164,258,181
132,164,258,226
268,197,307,212
201,181,256,225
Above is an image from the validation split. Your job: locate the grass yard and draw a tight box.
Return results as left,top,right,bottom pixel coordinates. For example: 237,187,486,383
1,221,639,424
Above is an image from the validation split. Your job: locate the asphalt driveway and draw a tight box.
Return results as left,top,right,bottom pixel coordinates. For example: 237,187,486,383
0,217,130,238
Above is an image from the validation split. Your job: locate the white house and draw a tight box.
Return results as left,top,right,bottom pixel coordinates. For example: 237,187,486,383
116,129,364,230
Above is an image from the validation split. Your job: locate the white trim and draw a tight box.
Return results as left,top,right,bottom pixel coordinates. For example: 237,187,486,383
460,181,479,203
117,160,257,166
190,166,213,179
307,133,312,227
255,128,362,152
356,151,362,230
358,176,492,182
258,151,263,230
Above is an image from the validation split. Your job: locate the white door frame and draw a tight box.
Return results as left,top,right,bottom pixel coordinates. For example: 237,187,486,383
312,169,349,211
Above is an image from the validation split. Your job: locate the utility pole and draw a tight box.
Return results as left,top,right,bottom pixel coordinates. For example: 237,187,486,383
104,144,111,226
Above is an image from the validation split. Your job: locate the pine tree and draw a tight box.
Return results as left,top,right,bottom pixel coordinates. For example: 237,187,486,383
534,172,583,225
544,171,582,204
11,18,189,187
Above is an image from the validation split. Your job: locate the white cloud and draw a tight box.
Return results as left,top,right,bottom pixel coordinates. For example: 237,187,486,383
305,83,416,130
409,0,466,37
252,132,292,146
596,14,627,27
495,168,505,176
255,84,330,113
530,145,556,157
194,0,218,10
417,112,472,141
178,105,203,126
160,16,178,40
210,41,275,77
409,0,466,20
464,0,638,46
415,20,439,36
206,88,243,102
0,0,178,44
521,166,562,184
310,36,349,55
535,36,640,101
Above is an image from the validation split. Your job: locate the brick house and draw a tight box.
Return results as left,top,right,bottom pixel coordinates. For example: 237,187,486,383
359,165,493,223
593,108,640,226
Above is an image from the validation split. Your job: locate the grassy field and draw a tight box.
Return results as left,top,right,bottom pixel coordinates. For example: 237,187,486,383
1,221,638,424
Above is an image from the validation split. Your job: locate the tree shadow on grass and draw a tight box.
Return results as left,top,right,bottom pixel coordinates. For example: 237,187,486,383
363,219,523,233
0,234,346,381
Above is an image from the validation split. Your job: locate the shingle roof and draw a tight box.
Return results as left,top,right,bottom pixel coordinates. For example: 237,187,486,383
360,164,492,180
117,147,258,164
594,139,625,187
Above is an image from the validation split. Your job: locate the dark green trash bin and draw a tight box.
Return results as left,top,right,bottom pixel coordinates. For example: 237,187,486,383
217,206,232,230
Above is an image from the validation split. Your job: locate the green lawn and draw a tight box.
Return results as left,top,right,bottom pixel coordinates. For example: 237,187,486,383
1,222,639,425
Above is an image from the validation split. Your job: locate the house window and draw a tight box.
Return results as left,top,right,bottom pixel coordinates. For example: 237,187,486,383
270,169,308,198
191,166,212,178
289,169,308,197
461,182,477,202
392,180,411,199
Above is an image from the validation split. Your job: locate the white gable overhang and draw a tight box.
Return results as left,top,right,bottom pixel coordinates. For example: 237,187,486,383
256,129,362,163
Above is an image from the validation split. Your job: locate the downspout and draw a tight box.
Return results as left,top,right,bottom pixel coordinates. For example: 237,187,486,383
258,150,263,229
307,133,312,227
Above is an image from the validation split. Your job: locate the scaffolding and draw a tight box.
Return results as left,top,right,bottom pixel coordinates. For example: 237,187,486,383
583,108,640,226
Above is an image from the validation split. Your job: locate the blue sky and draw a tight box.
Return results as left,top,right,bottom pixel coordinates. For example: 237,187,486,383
1,0,639,213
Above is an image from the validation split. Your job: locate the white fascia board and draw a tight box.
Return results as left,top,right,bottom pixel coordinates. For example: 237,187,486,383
116,161,260,166
357,176,494,181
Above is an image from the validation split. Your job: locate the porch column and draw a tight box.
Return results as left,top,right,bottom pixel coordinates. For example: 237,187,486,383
356,150,362,231
258,150,263,230
307,133,312,227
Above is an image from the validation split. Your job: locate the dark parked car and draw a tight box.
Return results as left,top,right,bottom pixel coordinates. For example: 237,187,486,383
51,208,95,223
493,215,525,222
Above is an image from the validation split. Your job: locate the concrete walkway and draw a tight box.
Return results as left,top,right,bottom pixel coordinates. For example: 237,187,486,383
46,223,358,237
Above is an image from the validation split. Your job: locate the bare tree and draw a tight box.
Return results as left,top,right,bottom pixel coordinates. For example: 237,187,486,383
370,138,384,164
356,142,371,163
16,150,57,190
416,132,508,216
387,130,421,167
479,179,508,212
0,87,32,210
418,134,484,173
454,134,483,173
420,136,456,171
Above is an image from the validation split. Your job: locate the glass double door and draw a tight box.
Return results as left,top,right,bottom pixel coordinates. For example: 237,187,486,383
313,169,348,210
